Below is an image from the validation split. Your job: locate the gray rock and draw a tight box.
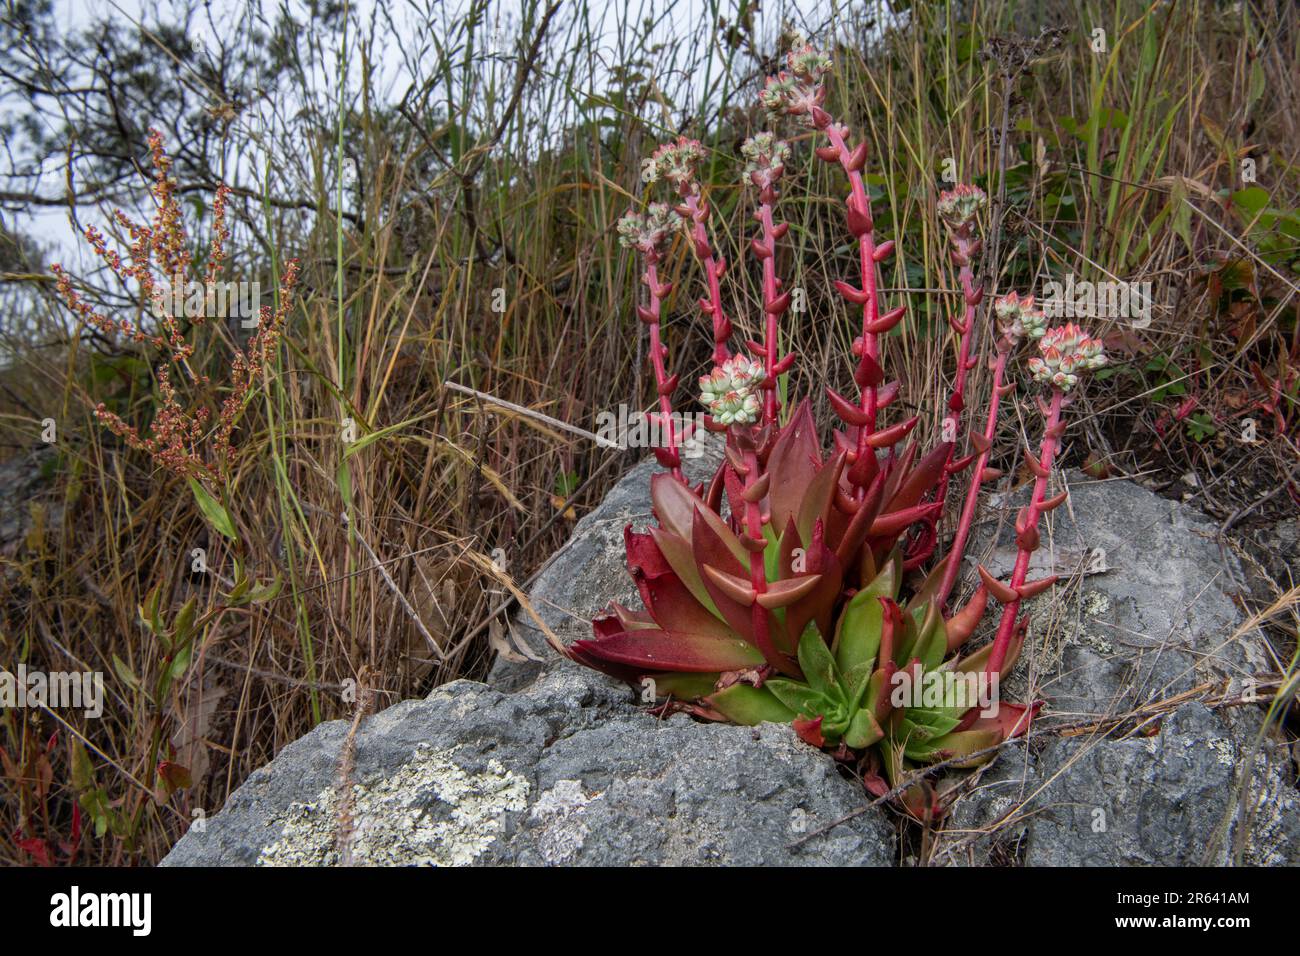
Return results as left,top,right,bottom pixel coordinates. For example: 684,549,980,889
162,666,896,866
935,471,1297,865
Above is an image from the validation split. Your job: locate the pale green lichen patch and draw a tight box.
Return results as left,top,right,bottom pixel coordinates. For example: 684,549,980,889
529,779,601,864
257,743,529,866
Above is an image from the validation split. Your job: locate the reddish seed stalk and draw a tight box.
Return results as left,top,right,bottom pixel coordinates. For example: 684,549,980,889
937,350,1008,610
986,388,1065,676
643,259,683,482
682,192,731,365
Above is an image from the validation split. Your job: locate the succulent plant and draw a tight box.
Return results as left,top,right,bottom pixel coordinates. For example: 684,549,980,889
560,36,1099,821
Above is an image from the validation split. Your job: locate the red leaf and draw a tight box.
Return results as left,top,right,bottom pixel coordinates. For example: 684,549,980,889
573,628,765,672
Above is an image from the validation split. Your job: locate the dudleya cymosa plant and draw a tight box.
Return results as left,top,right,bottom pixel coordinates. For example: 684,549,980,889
558,34,1107,820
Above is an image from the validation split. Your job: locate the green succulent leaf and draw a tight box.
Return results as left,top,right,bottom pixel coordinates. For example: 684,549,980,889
833,558,899,674
647,672,720,701
764,678,832,718
706,683,797,725
797,625,838,695
844,709,885,749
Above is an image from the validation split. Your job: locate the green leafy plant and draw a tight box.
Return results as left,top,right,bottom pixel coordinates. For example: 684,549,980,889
557,35,1109,819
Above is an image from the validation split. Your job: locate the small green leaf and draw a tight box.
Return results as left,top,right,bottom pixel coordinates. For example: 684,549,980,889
188,479,237,540
69,738,94,790
111,654,138,691
172,596,197,643
169,642,194,681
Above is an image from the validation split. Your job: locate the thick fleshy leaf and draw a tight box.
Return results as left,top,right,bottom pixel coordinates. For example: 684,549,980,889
796,451,846,548
566,643,650,685
944,585,988,652
844,709,884,749
887,441,953,512
645,672,720,700
764,679,832,717
833,469,887,568
692,510,760,644
625,527,734,639
833,557,899,673
755,573,823,609
906,555,951,615
705,683,797,725
792,715,826,747
785,536,842,640
908,601,948,672
572,627,764,672
909,727,1002,763
766,399,821,533
965,700,1040,740
651,473,749,567
650,528,720,617
702,563,758,606
868,500,943,538
796,625,838,695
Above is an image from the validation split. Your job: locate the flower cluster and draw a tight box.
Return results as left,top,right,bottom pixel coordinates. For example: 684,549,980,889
1028,323,1107,391
758,33,833,126
616,203,683,257
936,183,988,234
640,137,705,189
698,355,765,426
993,291,1048,348
740,132,792,189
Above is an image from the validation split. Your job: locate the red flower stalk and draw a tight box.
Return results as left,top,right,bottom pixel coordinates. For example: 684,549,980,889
741,133,795,426
763,45,906,482
933,184,989,511
618,204,688,480
935,291,1042,609
979,323,1108,676
646,138,733,365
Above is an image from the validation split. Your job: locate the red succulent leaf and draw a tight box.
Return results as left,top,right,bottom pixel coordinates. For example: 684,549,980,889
766,399,821,532
692,510,760,642
796,450,847,546
573,627,765,672
943,585,988,652
641,567,736,639
887,441,952,512
965,700,1041,740
878,596,903,666
792,715,826,747
650,527,716,613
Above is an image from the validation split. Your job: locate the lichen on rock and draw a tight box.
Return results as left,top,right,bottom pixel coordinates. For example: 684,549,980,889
257,744,529,867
